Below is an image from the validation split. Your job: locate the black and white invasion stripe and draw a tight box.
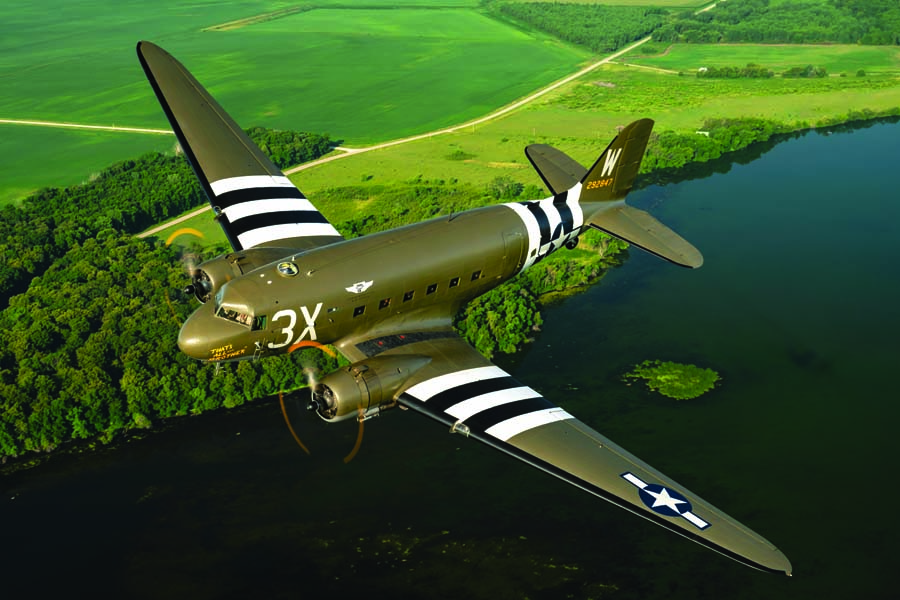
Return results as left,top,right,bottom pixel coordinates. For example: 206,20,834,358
403,366,574,441
504,185,584,271
209,175,341,249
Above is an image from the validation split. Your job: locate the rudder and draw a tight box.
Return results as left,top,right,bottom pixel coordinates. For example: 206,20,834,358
580,118,654,203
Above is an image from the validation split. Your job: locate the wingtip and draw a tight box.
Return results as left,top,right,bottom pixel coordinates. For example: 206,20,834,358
683,251,704,269
136,40,168,63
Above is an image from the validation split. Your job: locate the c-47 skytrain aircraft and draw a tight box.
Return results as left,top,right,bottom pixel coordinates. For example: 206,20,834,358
137,41,791,575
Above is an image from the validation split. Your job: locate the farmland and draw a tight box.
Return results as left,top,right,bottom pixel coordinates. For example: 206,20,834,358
146,44,900,246
0,127,174,205
8,1,900,213
625,42,900,75
0,0,588,202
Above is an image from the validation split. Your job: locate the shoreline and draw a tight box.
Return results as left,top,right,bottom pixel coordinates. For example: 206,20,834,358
4,114,898,473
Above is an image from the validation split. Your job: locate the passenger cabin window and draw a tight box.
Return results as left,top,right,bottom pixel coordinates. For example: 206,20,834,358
253,315,267,331
353,305,365,317
403,290,414,302
427,283,437,295
379,298,391,310
449,277,459,288
471,270,482,281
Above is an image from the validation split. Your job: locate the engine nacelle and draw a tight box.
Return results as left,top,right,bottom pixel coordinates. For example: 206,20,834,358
310,355,431,422
185,246,301,303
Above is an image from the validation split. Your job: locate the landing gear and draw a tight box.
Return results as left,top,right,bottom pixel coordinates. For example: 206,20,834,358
565,237,579,250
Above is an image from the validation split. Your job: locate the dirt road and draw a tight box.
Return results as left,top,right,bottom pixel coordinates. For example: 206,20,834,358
132,36,653,238
0,118,172,135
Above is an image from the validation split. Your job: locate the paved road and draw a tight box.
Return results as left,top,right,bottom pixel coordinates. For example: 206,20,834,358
131,36,653,238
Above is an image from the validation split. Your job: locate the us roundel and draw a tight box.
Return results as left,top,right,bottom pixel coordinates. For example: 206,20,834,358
638,484,693,517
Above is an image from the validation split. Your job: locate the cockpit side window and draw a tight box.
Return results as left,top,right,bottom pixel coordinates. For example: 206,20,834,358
216,306,253,328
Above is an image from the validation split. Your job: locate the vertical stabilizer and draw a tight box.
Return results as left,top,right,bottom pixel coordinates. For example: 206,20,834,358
580,118,654,203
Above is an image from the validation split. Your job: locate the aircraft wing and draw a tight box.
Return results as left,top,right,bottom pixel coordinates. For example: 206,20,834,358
358,330,791,574
137,41,344,252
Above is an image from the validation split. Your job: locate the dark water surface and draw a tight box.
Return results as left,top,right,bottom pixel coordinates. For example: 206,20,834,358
3,122,899,599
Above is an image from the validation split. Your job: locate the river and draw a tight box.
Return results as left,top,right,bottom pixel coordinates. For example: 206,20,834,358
2,120,898,599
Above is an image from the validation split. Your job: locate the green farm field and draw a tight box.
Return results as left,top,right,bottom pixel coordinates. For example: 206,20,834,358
0,125,174,205
0,1,586,136
0,0,588,202
293,57,900,182
626,43,900,75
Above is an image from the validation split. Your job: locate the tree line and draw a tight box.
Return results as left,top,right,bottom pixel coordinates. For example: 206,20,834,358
639,111,900,173
697,64,775,79
488,0,899,51
0,128,335,460
653,0,900,45
493,2,666,53
0,129,334,309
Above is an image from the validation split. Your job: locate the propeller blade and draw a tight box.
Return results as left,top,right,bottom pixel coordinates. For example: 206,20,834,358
279,390,311,455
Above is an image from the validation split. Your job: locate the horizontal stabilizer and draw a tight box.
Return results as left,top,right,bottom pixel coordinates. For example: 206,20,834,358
589,204,703,269
525,144,587,195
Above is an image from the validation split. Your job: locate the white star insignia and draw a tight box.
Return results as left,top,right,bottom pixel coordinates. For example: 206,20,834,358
644,487,687,513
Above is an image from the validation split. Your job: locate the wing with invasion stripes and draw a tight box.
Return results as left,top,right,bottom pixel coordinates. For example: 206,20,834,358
384,333,791,574
137,41,343,252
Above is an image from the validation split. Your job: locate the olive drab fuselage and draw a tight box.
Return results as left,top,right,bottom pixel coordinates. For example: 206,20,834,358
177,201,582,363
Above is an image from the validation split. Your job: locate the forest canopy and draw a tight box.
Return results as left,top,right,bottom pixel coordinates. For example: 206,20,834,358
491,0,899,49
495,3,666,53
653,0,900,45
0,128,335,459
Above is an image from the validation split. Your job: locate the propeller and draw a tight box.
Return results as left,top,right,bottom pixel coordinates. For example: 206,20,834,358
281,341,366,463
278,390,311,455
163,228,206,323
164,228,213,301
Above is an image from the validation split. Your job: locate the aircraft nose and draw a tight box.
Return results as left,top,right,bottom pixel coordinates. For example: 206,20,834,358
177,305,216,360
177,302,251,361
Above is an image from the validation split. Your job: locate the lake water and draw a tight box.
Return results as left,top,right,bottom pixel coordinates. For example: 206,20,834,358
2,120,898,599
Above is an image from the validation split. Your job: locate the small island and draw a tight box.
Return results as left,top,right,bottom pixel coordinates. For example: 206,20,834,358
624,360,721,401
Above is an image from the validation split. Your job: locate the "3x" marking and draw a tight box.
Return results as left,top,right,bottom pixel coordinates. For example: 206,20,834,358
267,303,324,349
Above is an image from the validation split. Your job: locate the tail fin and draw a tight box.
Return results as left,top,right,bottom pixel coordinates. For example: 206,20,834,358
580,118,654,203
579,119,703,269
